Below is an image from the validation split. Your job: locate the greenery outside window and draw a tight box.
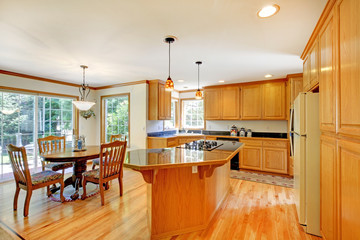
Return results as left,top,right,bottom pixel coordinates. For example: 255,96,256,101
0,90,76,180
181,99,204,129
101,94,129,144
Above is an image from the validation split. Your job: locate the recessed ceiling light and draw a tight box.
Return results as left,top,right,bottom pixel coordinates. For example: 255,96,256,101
219,80,225,83
178,80,184,82
257,4,280,18
264,74,273,78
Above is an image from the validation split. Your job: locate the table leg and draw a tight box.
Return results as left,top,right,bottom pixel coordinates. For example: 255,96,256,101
70,160,87,200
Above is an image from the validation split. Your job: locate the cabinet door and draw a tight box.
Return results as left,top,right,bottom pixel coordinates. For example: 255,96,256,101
338,0,360,137
241,84,262,120
262,147,287,174
204,88,222,120
158,84,166,120
310,39,319,88
319,13,336,133
290,77,303,105
337,138,360,240
320,135,336,240
303,56,311,91
262,82,286,120
221,86,240,119
240,146,262,171
164,90,172,120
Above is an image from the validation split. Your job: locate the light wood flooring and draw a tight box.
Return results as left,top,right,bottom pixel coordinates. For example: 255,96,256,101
0,167,321,240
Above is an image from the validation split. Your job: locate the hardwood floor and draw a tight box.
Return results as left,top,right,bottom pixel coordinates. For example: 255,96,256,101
0,167,321,240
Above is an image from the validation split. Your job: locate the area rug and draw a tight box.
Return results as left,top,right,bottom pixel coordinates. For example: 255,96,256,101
230,170,294,188
50,183,100,202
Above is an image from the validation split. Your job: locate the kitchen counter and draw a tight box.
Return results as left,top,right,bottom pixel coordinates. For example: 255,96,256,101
125,142,243,239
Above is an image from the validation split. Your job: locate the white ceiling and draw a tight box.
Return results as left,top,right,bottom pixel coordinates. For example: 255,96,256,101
0,0,327,89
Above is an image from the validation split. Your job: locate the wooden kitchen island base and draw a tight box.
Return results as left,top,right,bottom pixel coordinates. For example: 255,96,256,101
140,162,230,239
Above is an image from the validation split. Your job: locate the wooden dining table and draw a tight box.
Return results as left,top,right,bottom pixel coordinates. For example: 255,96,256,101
40,145,100,200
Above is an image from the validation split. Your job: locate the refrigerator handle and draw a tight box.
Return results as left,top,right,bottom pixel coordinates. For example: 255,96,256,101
289,107,294,156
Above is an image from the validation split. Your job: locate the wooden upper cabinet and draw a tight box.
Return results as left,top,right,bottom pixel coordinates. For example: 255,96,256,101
320,135,336,240
309,39,319,88
204,88,221,120
221,86,240,120
289,76,303,105
241,84,262,120
338,0,360,137
262,82,286,120
303,56,311,91
148,80,171,120
319,11,336,133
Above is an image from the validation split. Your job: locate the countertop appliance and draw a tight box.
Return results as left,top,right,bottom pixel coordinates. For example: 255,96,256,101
291,92,320,236
216,137,240,170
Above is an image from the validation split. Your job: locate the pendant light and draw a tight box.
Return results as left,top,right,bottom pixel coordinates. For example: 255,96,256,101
164,37,175,91
195,61,203,99
72,65,96,111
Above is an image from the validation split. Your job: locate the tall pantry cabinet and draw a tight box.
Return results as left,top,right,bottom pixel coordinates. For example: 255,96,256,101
304,0,360,239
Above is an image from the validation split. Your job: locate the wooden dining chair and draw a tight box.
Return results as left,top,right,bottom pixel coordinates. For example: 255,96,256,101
38,135,73,193
7,144,65,217
92,134,127,169
82,140,127,205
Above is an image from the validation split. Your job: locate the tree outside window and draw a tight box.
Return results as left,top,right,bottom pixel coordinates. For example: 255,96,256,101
182,99,204,129
103,94,129,143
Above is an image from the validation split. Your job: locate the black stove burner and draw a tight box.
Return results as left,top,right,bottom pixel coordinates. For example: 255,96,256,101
179,140,223,151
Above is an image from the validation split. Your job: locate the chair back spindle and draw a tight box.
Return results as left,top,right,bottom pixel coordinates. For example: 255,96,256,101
99,141,126,179
7,144,32,186
38,136,65,154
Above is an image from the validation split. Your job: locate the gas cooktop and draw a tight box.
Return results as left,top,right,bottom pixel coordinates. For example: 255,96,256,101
177,140,223,151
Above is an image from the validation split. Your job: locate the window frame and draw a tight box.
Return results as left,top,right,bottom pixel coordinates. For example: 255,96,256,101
180,98,205,130
100,93,130,146
164,97,179,130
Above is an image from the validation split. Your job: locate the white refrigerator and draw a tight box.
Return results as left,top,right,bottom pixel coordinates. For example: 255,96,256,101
291,92,321,236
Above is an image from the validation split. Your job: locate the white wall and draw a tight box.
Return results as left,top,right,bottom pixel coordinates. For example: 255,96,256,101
0,74,97,144
95,83,148,150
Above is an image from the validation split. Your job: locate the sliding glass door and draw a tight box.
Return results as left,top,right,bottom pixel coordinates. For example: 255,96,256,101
0,91,75,180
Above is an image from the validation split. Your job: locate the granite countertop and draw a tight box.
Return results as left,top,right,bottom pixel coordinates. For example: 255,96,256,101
124,141,243,171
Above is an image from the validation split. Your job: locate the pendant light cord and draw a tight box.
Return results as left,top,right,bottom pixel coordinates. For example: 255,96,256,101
197,63,200,90
168,41,171,78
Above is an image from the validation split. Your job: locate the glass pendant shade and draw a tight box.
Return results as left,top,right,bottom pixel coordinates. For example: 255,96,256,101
165,76,174,91
72,101,96,111
195,89,203,99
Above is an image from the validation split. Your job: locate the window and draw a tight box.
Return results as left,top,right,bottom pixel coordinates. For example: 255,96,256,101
102,94,129,143
164,99,178,129
0,90,76,180
181,99,204,129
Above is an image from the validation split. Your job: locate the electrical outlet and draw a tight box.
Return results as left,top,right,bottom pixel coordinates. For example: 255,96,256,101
192,166,198,173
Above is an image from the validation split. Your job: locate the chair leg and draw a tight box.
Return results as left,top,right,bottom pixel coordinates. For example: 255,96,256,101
100,182,105,206
24,190,32,217
14,185,20,211
118,176,123,196
59,180,65,203
81,178,87,200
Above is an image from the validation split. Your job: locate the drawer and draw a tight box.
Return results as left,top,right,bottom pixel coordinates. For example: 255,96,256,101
240,139,262,147
262,140,287,148
167,138,178,147
206,136,217,140
178,136,202,144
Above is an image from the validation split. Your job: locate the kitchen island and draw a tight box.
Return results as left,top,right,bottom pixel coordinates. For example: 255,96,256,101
124,140,243,239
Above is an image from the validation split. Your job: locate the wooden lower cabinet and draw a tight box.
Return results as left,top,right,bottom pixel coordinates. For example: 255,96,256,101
337,138,360,240
240,139,288,174
320,135,336,240
262,147,287,174
240,146,262,171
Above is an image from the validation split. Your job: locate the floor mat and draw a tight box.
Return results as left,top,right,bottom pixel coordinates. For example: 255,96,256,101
50,183,100,202
230,170,294,188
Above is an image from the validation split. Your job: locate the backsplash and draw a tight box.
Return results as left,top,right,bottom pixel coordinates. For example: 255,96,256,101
206,120,288,133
